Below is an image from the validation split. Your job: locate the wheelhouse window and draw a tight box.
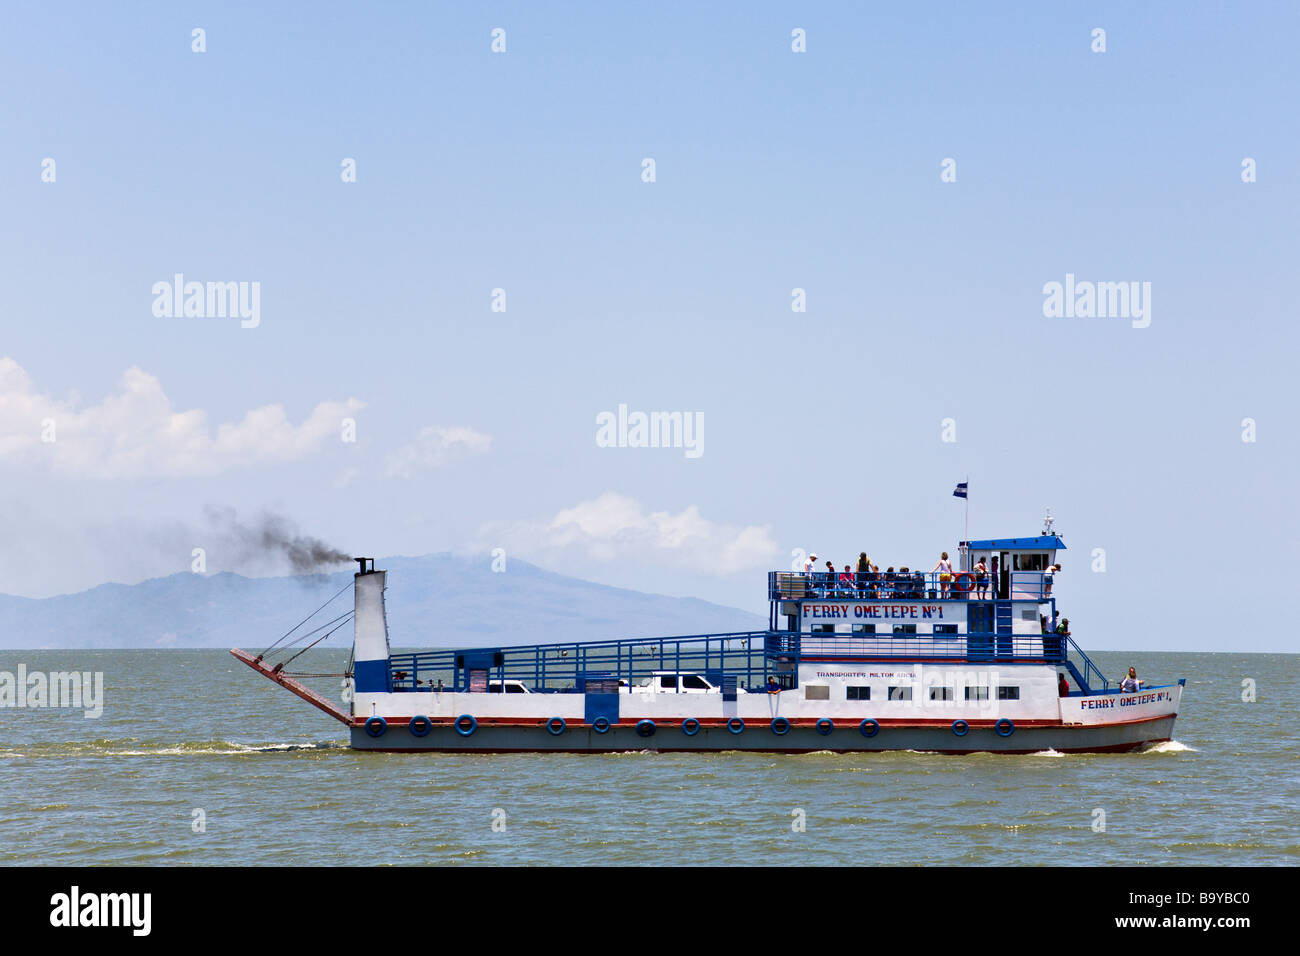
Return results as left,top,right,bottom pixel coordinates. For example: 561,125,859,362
847,686,870,701
997,686,1020,700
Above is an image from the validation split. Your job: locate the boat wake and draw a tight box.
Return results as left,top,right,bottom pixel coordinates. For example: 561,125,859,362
1138,740,1196,754
0,740,346,759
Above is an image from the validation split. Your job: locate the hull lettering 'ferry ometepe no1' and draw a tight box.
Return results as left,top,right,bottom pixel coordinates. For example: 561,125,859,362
232,511,1184,753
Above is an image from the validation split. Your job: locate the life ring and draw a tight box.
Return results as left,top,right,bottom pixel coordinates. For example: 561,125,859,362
592,716,611,734
859,718,880,738
952,719,969,736
953,572,974,593
995,718,1015,737
546,717,566,736
726,717,745,734
408,715,431,737
454,714,477,736
815,718,834,736
635,719,656,738
364,716,387,738
682,718,701,736
771,717,791,736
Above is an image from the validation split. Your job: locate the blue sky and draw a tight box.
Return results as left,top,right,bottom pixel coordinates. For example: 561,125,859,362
1,2,1296,651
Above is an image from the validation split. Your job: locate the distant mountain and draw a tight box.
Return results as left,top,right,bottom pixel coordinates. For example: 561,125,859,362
0,553,766,650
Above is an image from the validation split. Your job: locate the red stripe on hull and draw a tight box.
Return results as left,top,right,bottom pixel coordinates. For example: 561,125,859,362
355,740,1169,756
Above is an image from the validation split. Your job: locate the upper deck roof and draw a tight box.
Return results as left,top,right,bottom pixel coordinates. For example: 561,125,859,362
962,535,1066,551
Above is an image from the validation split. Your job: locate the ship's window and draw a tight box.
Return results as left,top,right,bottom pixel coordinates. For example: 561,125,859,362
659,675,677,689
804,684,830,701
1021,609,1038,621
682,674,710,690
935,624,958,636
1014,553,1048,571
811,623,833,634
929,686,953,701
893,624,917,636
997,686,1020,700
888,686,912,701
852,624,876,635
847,686,870,700
965,686,990,700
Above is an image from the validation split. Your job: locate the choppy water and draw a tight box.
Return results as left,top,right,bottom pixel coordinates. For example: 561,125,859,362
0,650,1295,865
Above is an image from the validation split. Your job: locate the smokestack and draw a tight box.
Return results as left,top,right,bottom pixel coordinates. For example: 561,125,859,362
352,558,390,694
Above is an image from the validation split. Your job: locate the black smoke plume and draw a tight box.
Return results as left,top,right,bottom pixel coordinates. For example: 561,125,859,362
204,506,351,574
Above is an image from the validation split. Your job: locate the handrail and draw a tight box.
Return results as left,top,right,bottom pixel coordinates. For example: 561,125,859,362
1064,635,1111,692
389,630,773,694
384,627,1110,694
768,570,1057,602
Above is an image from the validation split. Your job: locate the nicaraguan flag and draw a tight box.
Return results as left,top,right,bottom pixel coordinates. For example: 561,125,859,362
953,482,968,499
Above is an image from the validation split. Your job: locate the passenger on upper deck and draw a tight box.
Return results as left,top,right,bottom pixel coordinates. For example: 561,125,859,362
804,552,817,575
839,564,856,595
856,553,873,598
933,552,954,597
824,559,837,595
1044,563,1060,596
974,557,990,599
1046,616,1068,658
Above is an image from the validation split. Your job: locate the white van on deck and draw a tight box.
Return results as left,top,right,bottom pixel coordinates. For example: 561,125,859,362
625,672,719,694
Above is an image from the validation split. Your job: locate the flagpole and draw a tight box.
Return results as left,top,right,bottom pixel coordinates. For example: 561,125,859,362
964,474,969,548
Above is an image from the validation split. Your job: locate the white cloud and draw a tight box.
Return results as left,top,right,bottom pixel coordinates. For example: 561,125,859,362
476,492,779,574
0,356,363,478
386,425,492,478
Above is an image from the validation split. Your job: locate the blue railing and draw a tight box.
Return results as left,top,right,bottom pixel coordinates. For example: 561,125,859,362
388,630,773,694
385,627,1111,694
768,570,1057,602
1064,635,1110,693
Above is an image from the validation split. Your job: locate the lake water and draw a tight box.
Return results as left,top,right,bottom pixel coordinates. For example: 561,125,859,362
1,649,1295,866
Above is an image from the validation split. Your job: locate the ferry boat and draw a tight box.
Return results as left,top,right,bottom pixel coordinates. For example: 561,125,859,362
231,517,1184,754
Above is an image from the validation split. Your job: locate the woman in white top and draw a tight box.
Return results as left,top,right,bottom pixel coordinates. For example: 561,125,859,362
1043,563,1059,596
932,552,953,597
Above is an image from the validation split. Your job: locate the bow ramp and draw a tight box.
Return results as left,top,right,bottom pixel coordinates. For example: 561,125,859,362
229,648,352,725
